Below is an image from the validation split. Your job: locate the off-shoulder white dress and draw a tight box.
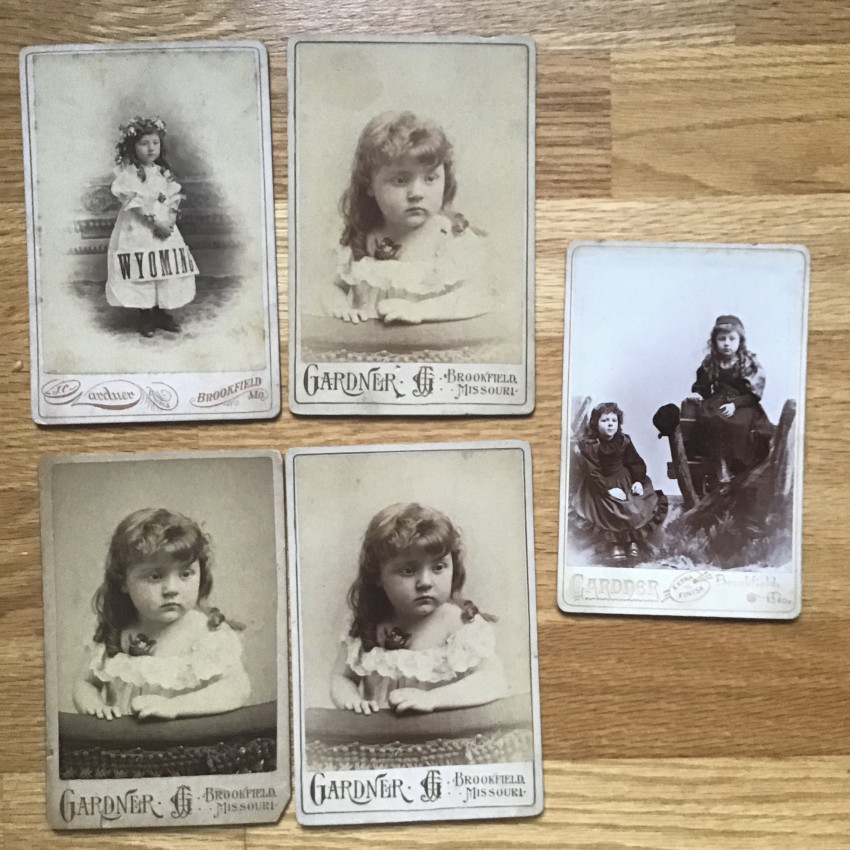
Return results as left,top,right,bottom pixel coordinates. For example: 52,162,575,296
332,213,491,319
83,609,246,715
341,614,497,708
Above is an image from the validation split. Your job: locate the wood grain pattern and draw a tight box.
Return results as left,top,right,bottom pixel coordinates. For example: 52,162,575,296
612,48,850,197
2,1,850,847
538,51,612,198
736,1,850,45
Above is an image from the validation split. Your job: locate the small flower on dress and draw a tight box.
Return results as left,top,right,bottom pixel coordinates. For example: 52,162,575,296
381,625,410,650
450,212,469,235
374,237,402,261
127,633,156,656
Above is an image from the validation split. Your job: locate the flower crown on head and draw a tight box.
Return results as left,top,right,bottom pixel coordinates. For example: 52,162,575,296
118,116,166,145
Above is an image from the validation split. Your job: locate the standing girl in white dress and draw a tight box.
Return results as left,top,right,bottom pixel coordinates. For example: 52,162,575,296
328,111,493,325
73,508,250,720
330,503,507,715
106,116,197,338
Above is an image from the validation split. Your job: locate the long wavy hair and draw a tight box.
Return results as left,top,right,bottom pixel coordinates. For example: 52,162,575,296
93,508,223,657
340,111,458,260
347,503,491,651
704,317,757,384
114,116,173,183
584,402,624,441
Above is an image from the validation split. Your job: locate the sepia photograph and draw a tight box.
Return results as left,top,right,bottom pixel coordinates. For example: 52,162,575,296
558,241,809,618
288,35,535,415
40,451,289,829
21,42,279,424
287,442,543,825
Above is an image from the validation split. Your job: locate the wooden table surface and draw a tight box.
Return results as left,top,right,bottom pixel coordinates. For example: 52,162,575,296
3,2,850,847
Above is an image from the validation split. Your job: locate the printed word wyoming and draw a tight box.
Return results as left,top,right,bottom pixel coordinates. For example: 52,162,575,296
116,248,196,282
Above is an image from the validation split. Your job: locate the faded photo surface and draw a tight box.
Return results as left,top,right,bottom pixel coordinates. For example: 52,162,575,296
40,451,289,828
292,40,530,365
26,45,272,374
288,37,534,416
289,444,542,824
559,243,808,619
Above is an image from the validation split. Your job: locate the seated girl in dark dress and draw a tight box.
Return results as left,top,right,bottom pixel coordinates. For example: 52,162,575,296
570,402,667,561
687,315,773,486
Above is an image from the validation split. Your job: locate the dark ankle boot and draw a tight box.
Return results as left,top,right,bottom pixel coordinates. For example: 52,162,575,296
139,309,155,337
153,306,180,332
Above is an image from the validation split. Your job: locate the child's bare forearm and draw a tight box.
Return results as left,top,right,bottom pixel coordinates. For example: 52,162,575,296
73,678,104,713
426,667,508,711
416,287,490,322
161,672,250,717
324,284,350,315
330,673,362,708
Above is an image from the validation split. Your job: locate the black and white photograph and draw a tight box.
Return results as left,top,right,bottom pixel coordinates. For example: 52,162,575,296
20,42,279,424
39,451,289,829
288,35,535,415
287,442,542,825
558,241,809,619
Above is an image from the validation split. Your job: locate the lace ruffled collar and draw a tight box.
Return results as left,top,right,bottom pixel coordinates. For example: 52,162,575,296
87,620,241,692
343,615,496,684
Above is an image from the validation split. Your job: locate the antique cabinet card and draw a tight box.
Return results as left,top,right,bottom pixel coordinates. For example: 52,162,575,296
558,241,809,619
39,450,289,828
288,35,535,415
21,42,279,424
287,442,543,825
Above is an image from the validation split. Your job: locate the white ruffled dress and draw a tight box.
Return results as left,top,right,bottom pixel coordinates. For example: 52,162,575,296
342,614,497,708
333,214,489,319
84,615,245,715
105,163,197,310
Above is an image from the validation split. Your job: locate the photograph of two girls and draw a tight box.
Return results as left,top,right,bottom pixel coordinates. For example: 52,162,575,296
561,242,807,589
